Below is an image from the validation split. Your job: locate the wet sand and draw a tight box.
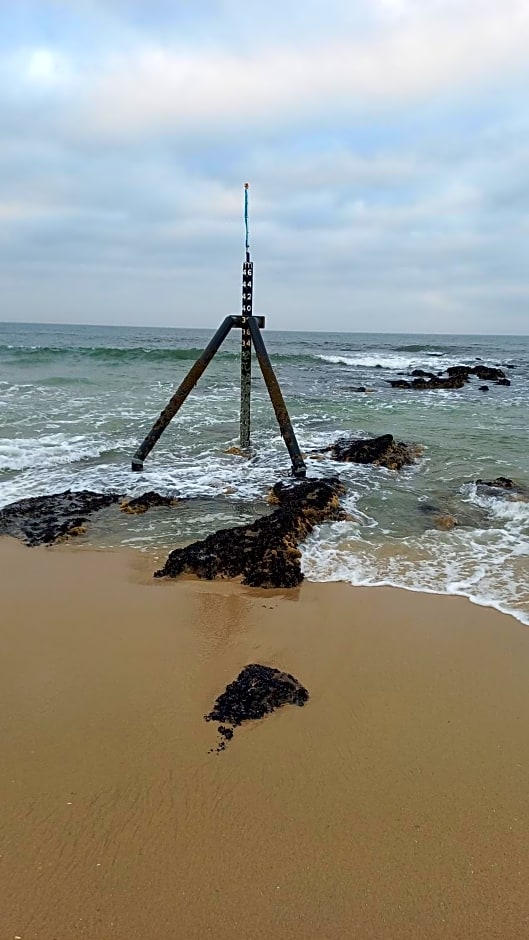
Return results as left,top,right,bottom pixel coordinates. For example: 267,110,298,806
2,536,529,939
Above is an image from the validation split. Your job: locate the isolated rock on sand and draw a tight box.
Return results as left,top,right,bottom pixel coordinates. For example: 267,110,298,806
0,490,119,546
205,663,309,752
155,477,345,588
315,433,422,471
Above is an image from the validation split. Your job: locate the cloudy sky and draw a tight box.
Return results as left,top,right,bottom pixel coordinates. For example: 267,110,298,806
1,0,528,333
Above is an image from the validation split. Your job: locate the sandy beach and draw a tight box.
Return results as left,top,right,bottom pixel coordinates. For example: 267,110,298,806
2,536,529,939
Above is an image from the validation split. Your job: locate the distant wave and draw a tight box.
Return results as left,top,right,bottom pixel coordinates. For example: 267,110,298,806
0,343,321,367
0,344,237,364
395,344,446,353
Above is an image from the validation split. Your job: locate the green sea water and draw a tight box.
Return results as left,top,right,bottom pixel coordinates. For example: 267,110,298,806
1,322,528,622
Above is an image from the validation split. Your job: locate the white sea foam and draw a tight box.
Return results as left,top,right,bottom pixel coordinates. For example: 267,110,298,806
318,353,476,371
301,515,529,626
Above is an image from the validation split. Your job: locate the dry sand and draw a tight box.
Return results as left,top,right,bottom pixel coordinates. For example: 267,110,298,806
1,536,529,939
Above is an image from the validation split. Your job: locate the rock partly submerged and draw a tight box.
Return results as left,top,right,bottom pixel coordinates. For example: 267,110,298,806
0,488,187,545
155,477,345,588
0,490,120,546
205,663,309,752
314,433,422,471
119,491,181,514
475,477,529,501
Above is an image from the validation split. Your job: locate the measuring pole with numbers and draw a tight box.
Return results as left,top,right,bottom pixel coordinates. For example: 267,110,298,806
240,183,253,450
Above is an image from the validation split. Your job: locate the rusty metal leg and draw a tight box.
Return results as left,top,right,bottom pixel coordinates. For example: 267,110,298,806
247,317,306,478
131,316,236,471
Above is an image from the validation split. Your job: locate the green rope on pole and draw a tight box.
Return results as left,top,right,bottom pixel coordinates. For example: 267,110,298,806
244,182,250,259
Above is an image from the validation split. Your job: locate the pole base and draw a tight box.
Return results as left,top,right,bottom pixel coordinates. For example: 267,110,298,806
291,464,307,479
131,458,144,472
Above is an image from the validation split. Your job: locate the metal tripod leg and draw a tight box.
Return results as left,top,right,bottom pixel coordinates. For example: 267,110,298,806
247,317,306,478
131,316,236,471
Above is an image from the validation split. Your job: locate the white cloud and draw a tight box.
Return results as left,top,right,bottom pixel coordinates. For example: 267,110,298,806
76,0,529,137
0,0,528,331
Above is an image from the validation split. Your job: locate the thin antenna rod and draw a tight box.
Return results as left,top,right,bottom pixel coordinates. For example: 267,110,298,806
244,182,250,262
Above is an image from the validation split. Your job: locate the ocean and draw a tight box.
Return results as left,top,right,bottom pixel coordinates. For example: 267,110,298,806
1,321,528,623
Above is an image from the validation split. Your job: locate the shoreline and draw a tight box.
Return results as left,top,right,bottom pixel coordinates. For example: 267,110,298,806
3,536,529,939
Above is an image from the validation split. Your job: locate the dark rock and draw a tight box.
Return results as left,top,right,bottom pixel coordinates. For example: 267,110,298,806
476,476,516,489
411,375,466,390
316,434,422,471
155,477,345,588
120,491,180,514
411,369,438,379
0,490,119,546
391,373,466,390
479,385,489,391
446,366,473,377
350,386,367,392
205,664,309,751
475,477,529,501
506,364,515,369
473,365,506,381
496,377,511,387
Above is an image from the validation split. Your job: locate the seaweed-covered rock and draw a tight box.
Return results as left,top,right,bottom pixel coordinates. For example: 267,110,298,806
120,491,180,514
316,434,422,471
155,477,345,588
205,663,309,751
0,490,119,546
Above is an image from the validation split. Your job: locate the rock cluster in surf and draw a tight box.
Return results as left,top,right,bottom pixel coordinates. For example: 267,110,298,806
155,477,345,588
389,364,511,391
205,663,309,752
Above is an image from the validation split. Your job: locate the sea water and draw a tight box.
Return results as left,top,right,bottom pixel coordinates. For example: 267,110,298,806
1,322,528,623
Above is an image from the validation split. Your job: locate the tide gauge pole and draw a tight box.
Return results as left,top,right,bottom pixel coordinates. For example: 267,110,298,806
240,183,252,450
131,184,306,477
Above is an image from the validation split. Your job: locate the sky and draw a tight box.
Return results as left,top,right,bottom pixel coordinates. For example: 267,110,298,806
1,0,528,334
